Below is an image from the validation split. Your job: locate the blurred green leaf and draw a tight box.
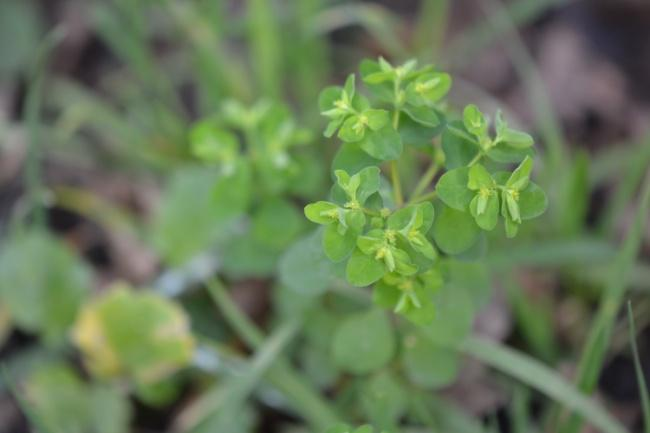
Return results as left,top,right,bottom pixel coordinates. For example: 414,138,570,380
72,285,195,384
0,230,91,344
332,309,395,374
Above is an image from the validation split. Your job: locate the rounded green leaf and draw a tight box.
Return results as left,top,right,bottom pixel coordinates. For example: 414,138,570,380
72,285,195,384
360,370,408,428
436,167,473,211
432,205,480,255
403,105,440,127
332,143,382,176
402,333,459,389
441,121,478,169
359,126,403,161
422,283,475,346
252,198,304,249
0,231,91,343
519,182,548,220
469,194,499,231
323,224,356,262
280,232,337,295
346,249,386,287
332,309,395,374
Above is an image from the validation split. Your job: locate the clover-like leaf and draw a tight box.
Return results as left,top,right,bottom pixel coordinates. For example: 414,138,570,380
332,309,395,374
72,285,195,384
0,230,91,344
359,126,403,161
346,249,386,287
432,205,480,255
436,167,473,211
402,333,459,389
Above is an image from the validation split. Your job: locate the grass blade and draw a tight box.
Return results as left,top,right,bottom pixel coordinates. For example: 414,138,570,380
461,336,629,433
205,278,340,429
561,172,650,433
179,320,300,432
248,0,283,99
627,302,650,433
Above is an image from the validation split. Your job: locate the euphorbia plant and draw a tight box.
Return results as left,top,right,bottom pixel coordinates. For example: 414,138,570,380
304,57,547,325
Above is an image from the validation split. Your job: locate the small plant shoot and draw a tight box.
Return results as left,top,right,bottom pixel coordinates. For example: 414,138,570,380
305,58,548,324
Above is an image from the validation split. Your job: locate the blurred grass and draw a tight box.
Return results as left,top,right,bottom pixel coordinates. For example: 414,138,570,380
628,302,650,433
561,172,650,433
462,336,629,433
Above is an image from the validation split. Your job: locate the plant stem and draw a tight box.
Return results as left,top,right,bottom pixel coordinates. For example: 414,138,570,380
205,278,340,429
408,190,437,205
391,108,404,206
468,152,483,167
410,161,439,202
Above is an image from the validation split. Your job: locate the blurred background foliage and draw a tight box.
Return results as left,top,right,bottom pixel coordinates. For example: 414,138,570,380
0,0,649,432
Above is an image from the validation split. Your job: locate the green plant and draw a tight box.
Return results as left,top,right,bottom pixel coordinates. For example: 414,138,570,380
304,57,547,324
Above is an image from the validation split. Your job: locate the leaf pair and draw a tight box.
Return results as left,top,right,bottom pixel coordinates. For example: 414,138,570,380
436,156,547,237
305,167,380,261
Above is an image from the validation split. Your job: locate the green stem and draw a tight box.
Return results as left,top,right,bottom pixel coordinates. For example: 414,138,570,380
410,161,439,202
390,108,404,207
468,152,483,167
205,278,340,429
408,190,437,205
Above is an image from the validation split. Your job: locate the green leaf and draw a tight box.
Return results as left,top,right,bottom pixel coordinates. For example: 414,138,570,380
398,112,444,149
402,333,459,389
470,194,499,231
279,232,338,295
0,231,91,344
304,201,339,225
468,164,494,190
442,121,479,169
486,142,534,164
463,104,488,137
332,143,382,176
495,111,534,149
360,370,407,429
436,167,473,211
319,86,343,113
24,364,90,433
323,224,356,262
252,198,304,249
151,167,247,265
221,233,278,278
365,109,390,131
356,166,382,205
506,156,533,191
346,249,386,287
387,202,434,232
519,182,548,220
189,122,239,165
432,205,480,255
422,283,475,346
339,114,367,142
344,73,356,99
359,126,403,161
332,309,395,374
405,72,452,106
72,285,195,384
403,105,440,127
360,59,394,103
